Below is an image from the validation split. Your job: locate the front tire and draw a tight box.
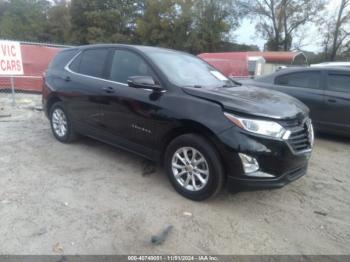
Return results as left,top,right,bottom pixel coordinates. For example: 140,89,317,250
164,134,224,201
49,102,77,143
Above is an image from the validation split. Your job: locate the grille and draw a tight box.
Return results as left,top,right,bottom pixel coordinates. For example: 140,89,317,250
279,118,313,153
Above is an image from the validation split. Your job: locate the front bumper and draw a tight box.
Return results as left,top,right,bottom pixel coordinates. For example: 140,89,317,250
216,126,312,190
227,165,308,190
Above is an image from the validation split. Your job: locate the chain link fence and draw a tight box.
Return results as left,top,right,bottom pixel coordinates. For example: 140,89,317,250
0,40,67,115
0,76,16,107
0,76,43,117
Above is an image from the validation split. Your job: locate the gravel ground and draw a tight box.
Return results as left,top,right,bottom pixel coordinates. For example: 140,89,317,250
0,95,349,255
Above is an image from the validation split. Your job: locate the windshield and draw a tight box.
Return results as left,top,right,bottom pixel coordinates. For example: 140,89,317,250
146,50,235,88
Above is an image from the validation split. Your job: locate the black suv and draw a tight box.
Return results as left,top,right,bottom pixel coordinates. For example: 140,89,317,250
43,44,314,201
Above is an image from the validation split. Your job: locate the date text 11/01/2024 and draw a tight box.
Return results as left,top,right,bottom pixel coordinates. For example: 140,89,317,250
127,256,218,261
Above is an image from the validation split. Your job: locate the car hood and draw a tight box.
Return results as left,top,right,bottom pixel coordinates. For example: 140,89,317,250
182,85,309,120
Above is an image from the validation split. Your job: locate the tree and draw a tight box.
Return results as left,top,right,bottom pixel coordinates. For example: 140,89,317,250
45,0,71,44
319,0,350,61
136,0,243,54
244,0,325,51
0,0,51,42
70,0,144,44
191,0,242,53
0,0,251,52
220,42,260,52
0,0,9,18
136,0,182,48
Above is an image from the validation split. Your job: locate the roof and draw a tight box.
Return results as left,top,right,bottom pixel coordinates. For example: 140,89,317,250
247,51,306,64
74,44,180,54
275,66,350,73
199,51,307,65
311,62,350,67
257,66,350,83
259,66,350,81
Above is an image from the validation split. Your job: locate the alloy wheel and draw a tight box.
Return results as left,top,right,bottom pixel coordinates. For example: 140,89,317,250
171,147,209,191
52,108,68,137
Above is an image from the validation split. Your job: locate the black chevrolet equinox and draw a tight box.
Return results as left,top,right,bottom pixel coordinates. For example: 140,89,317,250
43,44,314,201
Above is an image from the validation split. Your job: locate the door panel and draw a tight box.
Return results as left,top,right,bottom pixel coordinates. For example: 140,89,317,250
273,71,326,124
323,72,350,132
101,84,160,150
64,74,106,128
100,49,162,152
64,48,109,129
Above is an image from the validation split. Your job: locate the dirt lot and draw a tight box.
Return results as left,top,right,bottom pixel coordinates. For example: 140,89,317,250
0,94,349,255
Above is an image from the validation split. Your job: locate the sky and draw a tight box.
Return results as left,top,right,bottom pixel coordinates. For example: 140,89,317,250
235,0,343,53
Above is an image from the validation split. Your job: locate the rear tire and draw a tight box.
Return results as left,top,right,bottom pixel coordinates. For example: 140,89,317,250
164,134,224,201
49,102,77,143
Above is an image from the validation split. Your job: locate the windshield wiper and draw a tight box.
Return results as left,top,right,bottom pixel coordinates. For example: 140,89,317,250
183,85,203,89
221,80,242,88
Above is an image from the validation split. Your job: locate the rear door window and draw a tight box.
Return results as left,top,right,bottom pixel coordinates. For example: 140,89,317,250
275,71,322,89
70,48,109,78
328,73,350,93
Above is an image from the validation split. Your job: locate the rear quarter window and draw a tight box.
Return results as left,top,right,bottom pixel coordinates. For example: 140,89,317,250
49,49,78,70
69,53,82,72
78,48,109,78
69,48,109,78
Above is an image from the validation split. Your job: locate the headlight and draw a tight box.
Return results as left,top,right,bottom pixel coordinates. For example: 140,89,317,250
224,112,287,139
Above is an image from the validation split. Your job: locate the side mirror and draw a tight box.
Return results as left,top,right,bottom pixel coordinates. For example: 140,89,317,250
127,76,162,91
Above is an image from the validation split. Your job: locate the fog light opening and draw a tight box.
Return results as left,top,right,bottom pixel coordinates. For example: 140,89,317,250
239,153,260,174
238,153,276,178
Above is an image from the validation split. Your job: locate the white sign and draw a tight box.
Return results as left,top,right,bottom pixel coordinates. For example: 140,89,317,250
0,41,24,75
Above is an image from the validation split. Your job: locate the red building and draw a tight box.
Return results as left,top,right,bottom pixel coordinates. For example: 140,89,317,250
199,51,307,79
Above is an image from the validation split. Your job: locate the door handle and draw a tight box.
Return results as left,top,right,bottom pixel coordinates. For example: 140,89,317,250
327,99,337,103
102,87,115,94
64,76,71,82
